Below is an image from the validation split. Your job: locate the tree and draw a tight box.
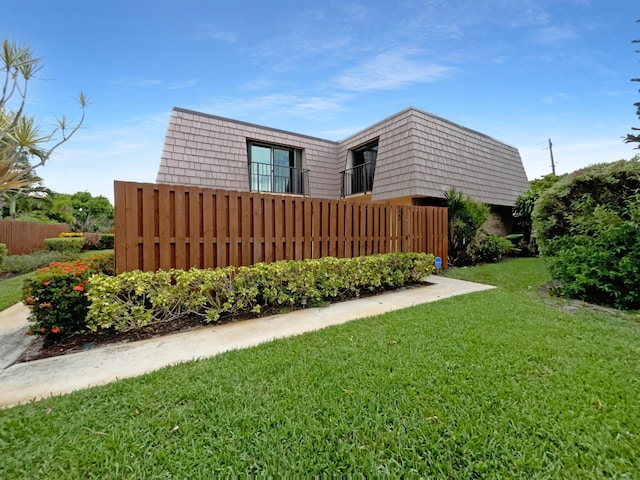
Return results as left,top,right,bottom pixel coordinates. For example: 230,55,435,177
66,191,114,233
0,39,87,208
625,20,640,148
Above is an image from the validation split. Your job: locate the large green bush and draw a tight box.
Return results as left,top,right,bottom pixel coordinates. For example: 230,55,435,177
532,158,640,309
0,243,6,267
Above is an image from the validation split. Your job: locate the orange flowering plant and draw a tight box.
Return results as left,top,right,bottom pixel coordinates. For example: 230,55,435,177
22,253,115,337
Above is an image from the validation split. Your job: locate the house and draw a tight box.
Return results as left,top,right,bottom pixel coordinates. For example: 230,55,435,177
156,106,530,229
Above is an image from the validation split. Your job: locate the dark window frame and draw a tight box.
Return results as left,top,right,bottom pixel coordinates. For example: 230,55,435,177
247,141,306,195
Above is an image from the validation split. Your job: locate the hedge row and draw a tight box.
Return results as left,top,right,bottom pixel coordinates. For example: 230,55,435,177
87,253,435,332
22,252,435,337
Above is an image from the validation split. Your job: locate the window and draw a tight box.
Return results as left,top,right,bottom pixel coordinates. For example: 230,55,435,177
248,142,306,194
342,139,378,196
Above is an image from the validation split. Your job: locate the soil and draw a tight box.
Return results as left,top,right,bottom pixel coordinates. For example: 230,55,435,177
16,283,427,364
17,308,273,364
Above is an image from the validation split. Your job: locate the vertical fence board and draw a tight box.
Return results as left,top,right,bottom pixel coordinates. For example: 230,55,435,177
240,192,252,266
285,196,295,260
216,191,228,268
113,182,448,272
142,185,156,271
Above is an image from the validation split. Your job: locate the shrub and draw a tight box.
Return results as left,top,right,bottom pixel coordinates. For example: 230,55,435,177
44,237,85,254
0,250,79,276
512,174,563,256
532,158,640,309
60,232,83,238
98,234,115,250
22,253,115,337
82,232,102,250
444,188,490,266
0,243,6,266
87,253,435,333
470,234,519,264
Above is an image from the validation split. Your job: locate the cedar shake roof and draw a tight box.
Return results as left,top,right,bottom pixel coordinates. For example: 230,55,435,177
157,106,530,206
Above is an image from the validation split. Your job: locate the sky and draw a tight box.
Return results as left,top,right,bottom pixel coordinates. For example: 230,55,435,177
2,0,639,204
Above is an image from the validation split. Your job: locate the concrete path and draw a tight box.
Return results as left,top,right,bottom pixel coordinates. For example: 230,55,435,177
0,303,36,371
0,276,494,408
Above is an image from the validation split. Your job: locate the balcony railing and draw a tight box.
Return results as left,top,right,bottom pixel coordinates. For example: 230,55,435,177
341,163,375,197
250,163,309,195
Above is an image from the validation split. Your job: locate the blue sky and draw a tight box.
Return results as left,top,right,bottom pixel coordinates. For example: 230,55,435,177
3,0,639,203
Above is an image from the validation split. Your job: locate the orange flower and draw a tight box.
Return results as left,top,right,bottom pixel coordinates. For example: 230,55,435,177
51,327,60,334
26,296,34,303
41,302,52,307
73,285,84,291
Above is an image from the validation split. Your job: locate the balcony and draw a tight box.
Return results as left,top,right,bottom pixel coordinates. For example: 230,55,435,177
250,162,310,195
341,162,375,197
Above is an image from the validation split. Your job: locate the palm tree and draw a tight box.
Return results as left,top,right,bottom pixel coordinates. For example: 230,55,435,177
0,39,86,215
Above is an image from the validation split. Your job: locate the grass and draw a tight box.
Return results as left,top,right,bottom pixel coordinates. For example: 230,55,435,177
0,273,34,312
1,258,639,477
0,249,113,312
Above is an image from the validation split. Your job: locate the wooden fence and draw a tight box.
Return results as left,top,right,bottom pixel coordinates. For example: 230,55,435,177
114,181,448,273
0,220,69,255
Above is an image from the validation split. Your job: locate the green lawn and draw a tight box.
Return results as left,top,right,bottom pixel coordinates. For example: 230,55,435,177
0,273,33,311
1,258,639,477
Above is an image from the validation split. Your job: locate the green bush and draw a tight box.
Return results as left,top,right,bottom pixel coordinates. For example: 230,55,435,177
44,237,84,254
470,234,519,264
512,174,563,256
98,234,114,250
82,232,102,250
87,253,436,333
444,188,490,266
532,158,640,309
0,243,6,267
22,253,115,337
0,250,79,275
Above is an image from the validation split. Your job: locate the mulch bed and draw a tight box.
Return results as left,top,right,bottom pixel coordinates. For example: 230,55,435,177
17,309,270,364
17,282,429,364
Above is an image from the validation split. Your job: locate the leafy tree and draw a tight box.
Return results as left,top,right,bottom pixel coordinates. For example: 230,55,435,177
625,20,640,147
66,191,114,233
0,39,87,211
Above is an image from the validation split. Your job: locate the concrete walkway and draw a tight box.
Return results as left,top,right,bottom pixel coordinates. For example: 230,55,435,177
0,276,493,408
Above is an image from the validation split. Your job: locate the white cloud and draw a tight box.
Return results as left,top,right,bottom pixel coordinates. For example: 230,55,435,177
334,48,452,91
533,25,579,46
199,92,351,123
111,77,199,90
202,30,238,43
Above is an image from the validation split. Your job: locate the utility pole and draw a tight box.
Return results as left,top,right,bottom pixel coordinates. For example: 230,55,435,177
548,138,556,175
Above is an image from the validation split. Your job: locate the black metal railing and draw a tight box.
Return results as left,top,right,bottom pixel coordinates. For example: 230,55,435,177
250,163,309,195
341,163,375,197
